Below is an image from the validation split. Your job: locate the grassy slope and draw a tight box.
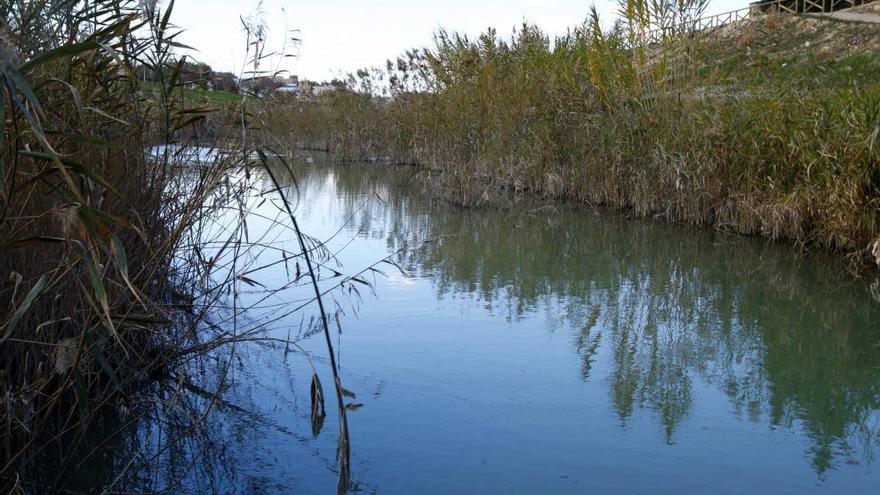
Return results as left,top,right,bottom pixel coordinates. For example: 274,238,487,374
705,9,880,88
141,81,247,104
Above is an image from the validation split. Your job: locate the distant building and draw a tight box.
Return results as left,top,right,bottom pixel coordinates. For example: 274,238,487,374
277,84,305,95
313,84,336,97
255,76,338,100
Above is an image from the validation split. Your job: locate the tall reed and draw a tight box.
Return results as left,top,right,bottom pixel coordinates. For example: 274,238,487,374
263,0,880,270
0,1,301,491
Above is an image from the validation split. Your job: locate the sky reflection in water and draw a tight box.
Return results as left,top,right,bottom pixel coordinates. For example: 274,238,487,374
72,157,880,494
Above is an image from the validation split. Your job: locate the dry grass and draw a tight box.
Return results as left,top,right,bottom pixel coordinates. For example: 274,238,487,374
260,1,880,272
1,2,369,492
0,1,234,487
0,1,363,492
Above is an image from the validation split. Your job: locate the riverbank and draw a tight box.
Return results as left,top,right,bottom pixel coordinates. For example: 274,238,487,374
0,3,301,492
263,5,880,272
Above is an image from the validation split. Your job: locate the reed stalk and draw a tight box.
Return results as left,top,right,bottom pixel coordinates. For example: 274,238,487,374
262,1,880,271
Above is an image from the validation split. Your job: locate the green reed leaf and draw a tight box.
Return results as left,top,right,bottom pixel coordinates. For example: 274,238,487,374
20,40,101,72
86,333,125,395
0,274,49,344
19,151,119,195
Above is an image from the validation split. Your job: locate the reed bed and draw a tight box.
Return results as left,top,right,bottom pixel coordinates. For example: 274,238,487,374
264,0,880,270
0,1,233,489
1,1,359,493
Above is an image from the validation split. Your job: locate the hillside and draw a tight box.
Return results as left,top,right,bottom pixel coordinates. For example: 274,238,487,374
707,4,880,86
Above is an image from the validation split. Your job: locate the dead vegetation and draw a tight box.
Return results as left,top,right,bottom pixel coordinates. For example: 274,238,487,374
1,1,360,493
261,0,880,272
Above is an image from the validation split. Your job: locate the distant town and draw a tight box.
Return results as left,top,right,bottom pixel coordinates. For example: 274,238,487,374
136,60,345,99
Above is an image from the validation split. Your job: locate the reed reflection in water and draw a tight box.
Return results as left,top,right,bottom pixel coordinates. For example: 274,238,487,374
69,157,879,494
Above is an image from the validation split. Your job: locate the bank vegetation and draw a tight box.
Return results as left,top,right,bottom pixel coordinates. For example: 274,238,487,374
264,0,880,271
1,1,354,493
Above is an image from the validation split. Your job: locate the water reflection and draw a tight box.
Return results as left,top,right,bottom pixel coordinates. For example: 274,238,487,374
66,157,880,494
292,160,880,478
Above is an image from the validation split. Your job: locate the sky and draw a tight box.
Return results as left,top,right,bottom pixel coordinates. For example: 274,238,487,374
172,0,750,82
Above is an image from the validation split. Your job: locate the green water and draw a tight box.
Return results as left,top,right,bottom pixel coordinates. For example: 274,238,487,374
69,159,880,494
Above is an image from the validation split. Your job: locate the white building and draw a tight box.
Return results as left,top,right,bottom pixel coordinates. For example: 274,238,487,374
276,84,304,95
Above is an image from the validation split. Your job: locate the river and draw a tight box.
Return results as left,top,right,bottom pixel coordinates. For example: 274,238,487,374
70,156,879,494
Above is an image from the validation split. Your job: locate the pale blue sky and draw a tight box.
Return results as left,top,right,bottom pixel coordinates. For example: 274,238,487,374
173,0,749,81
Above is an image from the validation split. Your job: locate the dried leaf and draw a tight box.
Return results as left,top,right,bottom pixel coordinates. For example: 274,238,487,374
310,373,326,437
54,338,79,374
236,275,267,288
338,385,356,399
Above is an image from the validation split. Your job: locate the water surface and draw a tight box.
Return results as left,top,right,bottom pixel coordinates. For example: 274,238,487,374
74,158,880,494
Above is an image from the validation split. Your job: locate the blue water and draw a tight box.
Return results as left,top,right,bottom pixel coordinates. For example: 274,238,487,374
72,159,880,494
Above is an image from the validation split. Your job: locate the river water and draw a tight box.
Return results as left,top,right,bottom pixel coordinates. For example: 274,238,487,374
72,158,879,494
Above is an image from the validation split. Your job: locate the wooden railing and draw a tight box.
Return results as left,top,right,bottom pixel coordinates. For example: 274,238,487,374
641,0,872,44
643,4,758,44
